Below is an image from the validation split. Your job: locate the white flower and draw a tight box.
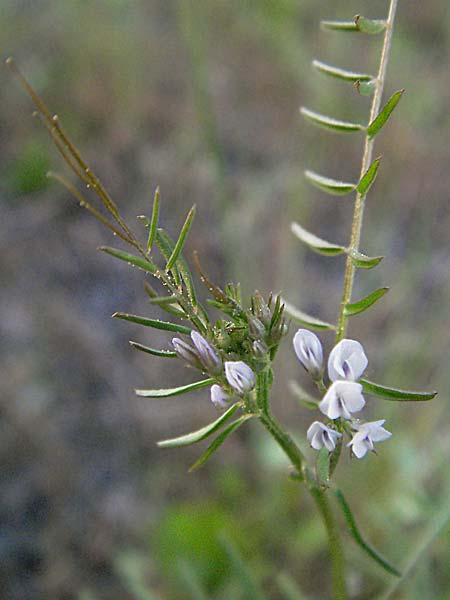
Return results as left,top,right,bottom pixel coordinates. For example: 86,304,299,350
319,381,365,420
190,331,221,372
172,337,201,368
210,384,231,409
307,421,342,452
347,420,392,459
224,361,255,394
293,329,324,379
328,338,368,382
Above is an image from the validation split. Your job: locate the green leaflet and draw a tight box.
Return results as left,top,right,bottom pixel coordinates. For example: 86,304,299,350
357,157,381,196
166,204,196,271
300,107,364,133
355,15,387,35
100,247,156,274
355,79,377,96
320,19,358,32
283,298,335,331
157,403,239,448
367,90,405,138
334,488,401,577
313,59,373,82
348,249,384,269
360,379,437,401
146,186,160,252
304,170,356,195
189,414,253,471
343,287,388,316
136,378,215,398
129,341,177,358
113,312,191,334
291,221,346,256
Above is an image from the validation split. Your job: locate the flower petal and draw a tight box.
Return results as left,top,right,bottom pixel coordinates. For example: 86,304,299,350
328,338,368,381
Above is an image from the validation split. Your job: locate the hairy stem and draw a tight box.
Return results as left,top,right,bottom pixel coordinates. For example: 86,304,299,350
335,0,399,342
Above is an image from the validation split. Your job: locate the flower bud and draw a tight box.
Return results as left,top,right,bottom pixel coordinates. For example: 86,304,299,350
224,361,255,394
190,331,222,373
306,421,342,452
248,316,266,340
293,329,323,379
252,339,268,358
328,338,368,382
210,384,231,409
172,337,202,369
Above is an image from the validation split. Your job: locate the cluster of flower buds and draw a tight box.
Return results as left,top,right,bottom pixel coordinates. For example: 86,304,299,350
172,330,256,410
293,330,391,459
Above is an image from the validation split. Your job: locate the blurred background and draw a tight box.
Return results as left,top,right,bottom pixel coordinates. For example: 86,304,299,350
1,1,449,598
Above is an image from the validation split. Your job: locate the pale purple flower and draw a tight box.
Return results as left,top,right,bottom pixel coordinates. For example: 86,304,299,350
293,329,324,379
190,331,221,372
307,421,342,452
172,337,201,368
224,361,255,394
319,381,365,420
328,339,368,382
210,384,231,409
347,419,392,459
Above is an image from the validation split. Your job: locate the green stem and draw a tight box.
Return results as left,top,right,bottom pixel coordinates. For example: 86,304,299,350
258,411,346,598
335,0,399,343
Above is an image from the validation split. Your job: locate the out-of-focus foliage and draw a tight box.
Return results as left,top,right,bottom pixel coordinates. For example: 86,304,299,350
1,1,449,599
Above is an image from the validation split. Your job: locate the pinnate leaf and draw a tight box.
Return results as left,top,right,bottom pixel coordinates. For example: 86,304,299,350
360,379,437,401
291,222,346,256
343,287,388,316
355,15,387,35
136,378,215,398
357,157,381,196
304,170,356,195
367,90,404,138
283,299,335,331
300,107,364,133
157,403,239,448
313,59,373,82
348,249,383,270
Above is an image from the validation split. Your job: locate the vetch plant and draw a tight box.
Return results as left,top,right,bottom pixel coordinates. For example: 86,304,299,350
7,0,439,597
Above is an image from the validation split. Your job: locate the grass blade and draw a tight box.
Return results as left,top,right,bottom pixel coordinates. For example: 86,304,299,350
343,287,388,317
313,59,373,82
304,170,356,195
300,107,364,133
166,204,196,271
157,403,239,448
291,221,346,256
113,312,191,334
360,379,437,401
136,378,214,398
334,488,401,577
